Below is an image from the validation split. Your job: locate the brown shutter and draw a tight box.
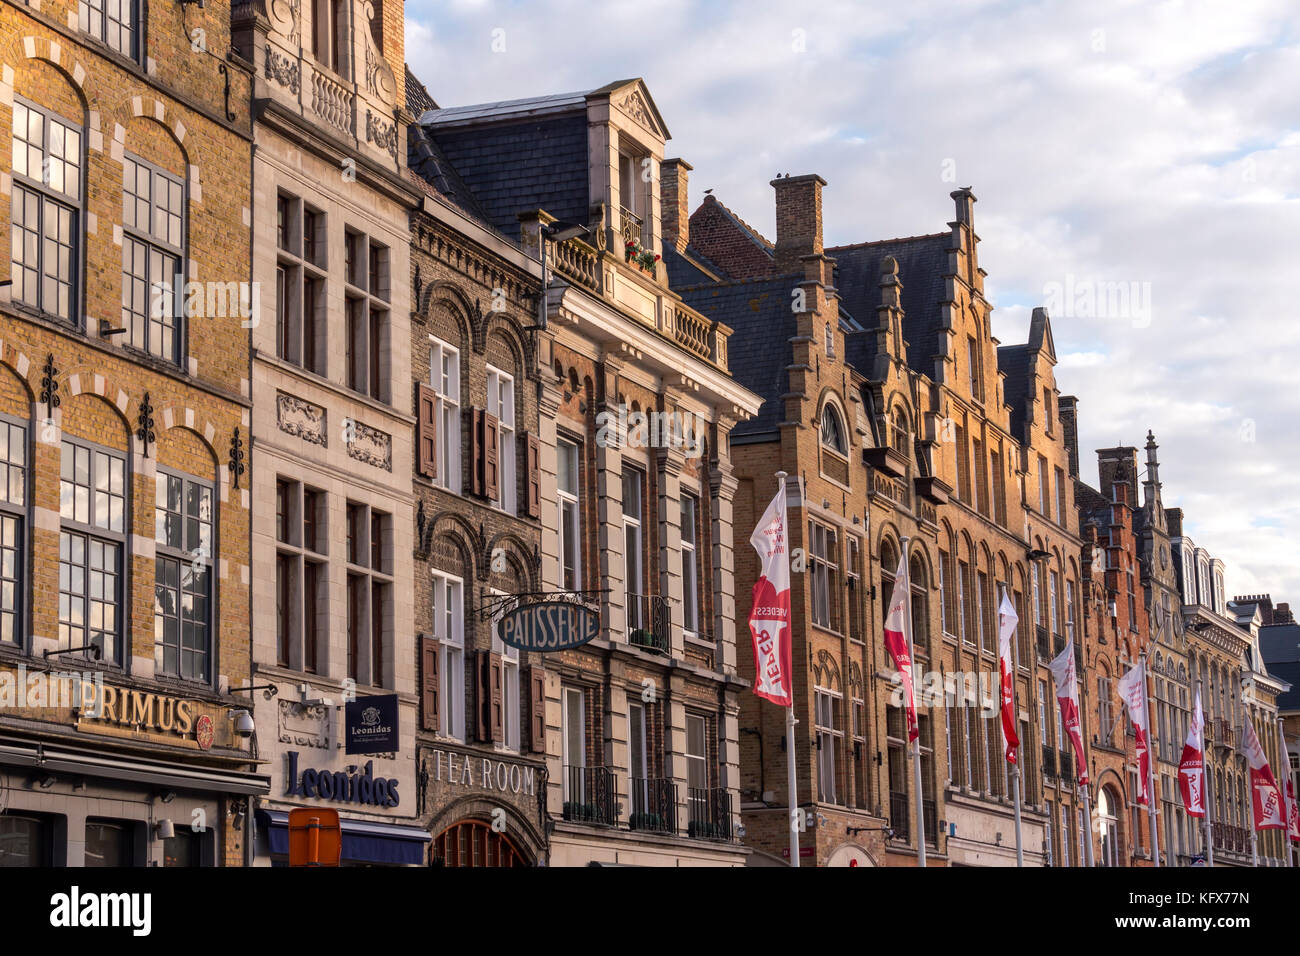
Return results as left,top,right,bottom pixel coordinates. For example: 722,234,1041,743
484,413,500,503
421,635,440,732
475,650,489,741
467,408,482,497
489,652,504,742
525,433,541,518
527,665,546,753
416,383,438,478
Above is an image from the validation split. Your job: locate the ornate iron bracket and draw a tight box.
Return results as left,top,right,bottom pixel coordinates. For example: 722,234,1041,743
476,588,609,621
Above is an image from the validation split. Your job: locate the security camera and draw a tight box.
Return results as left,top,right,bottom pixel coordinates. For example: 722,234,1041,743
230,709,255,738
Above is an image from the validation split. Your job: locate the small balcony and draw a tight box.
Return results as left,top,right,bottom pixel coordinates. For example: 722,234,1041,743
629,777,678,834
627,593,670,655
1059,751,1074,784
923,798,938,847
1215,719,1235,750
1036,625,1051,660
686,787,733,840
563,766,616,827
1041,744,1058,779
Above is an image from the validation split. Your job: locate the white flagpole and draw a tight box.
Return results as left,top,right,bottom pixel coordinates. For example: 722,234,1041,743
1141,654,1160,867
1002,584,1023,867
1198,680,1214,867
1278,717,1293,868
900,535,926,866
777,471,800,869
1068,621,1094,868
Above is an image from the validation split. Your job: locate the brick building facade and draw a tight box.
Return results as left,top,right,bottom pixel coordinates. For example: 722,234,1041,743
0,0,265,866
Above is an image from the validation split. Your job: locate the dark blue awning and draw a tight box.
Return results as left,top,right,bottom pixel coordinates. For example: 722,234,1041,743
257,809,430,866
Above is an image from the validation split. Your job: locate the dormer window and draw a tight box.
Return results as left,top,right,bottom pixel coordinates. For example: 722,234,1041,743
312,0,350,77
618,145,650,246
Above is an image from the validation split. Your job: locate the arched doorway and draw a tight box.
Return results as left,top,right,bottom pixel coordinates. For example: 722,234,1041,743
431,819,529,867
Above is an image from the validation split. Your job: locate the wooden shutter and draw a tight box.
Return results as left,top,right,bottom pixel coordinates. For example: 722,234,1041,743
483,413,500,503
525,433,541,518
416,383,438,478
475,650,489,741
489,652,504,742
421,635,440,732
467,408,483,497
526,665,546,753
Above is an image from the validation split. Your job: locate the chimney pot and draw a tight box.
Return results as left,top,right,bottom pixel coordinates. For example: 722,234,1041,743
661,158,693,254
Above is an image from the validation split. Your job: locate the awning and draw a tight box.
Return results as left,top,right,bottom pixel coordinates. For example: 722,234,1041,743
257,809,431,866
0,734,270,795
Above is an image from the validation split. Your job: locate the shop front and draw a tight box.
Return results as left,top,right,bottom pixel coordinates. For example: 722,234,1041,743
420,742,548,866
0,668,269,866
252,682,426,866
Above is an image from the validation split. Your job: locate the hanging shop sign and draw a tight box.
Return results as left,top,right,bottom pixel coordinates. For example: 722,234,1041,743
345,694,399,755
497,601,599,652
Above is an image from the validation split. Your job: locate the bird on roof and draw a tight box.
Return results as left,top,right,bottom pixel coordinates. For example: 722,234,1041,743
704,188,713,194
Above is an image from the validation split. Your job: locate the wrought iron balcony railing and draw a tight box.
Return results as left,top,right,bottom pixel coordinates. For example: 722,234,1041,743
629,777,678,834
686,786,733,840
563,766,615,826
627,593,671,654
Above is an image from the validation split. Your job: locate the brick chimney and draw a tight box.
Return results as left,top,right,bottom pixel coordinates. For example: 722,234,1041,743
661,158,692,254
1059,396,1080,478
771,174,826,274
1097,446,1139,507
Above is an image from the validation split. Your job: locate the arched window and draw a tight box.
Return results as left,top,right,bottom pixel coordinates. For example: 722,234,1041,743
1098,786,1121,867
890,407,908,455
431,819,527,867
820,404,846,456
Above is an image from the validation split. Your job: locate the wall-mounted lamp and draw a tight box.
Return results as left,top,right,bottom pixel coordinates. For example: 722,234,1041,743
154,819,176,841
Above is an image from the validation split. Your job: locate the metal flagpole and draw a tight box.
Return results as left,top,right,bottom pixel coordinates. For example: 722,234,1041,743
1067,621,1094,868
777,472,800,869
1281,718,1296,868
1003,584,1023,867
1198,680,1214,867
1141,653,1160,867
900,535,926,866
1250,830,1258,867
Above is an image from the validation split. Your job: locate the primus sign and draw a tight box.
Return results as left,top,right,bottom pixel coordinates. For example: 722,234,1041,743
497,601,598,652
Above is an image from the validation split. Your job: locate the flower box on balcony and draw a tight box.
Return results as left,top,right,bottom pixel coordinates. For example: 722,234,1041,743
624,240,660,276
629,628,665,653
563,801,597,823
688,820,725,839
628,812,665,832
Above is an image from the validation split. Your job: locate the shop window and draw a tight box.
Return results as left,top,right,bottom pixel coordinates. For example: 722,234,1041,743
85,819,137,867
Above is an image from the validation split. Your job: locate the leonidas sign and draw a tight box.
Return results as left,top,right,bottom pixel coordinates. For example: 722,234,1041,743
498,601,598,652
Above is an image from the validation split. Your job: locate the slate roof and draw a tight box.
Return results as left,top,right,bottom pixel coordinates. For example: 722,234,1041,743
1260,623,1300,710
417,112,590,242
664,245,723,287
998,343,1032,434
677,276,800,440
405,66,438,115
830,234,950,375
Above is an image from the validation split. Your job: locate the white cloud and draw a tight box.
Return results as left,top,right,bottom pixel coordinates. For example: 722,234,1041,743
406,0,1300,600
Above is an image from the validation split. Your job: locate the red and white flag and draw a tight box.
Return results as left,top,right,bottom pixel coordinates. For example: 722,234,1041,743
1117,661,1151,806
1241,718,1285,830
1281,733,1300,842
747,483,793,707
1178,691,1206,818
1047,636,1089,786
883,552,918,743
996,590,1020,764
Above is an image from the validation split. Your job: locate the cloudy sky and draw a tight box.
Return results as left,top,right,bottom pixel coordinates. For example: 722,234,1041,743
407,0,1300,604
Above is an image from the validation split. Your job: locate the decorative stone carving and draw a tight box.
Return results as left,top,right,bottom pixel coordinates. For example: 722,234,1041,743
278,699,330,749
264,45,301,95
276,392,327,446
347,420,392,471
362,4,397,101
266,0,298,44
618,89,655,133
366,109,399,159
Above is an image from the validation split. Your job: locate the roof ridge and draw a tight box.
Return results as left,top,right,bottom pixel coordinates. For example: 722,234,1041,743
827,231,949,252
701,196,775,252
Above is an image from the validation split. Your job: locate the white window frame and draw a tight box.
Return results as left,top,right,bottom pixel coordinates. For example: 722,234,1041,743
486,365,516,514
489,588,521,753
623,467,644,635
628,700,648,808
815,687,840,804
685,713,708,793
681,491,699,637
429,336,461,495
433,570,465,742
557,437,582,592
562,686,586,802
